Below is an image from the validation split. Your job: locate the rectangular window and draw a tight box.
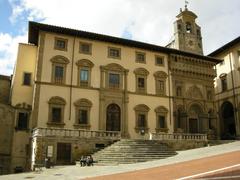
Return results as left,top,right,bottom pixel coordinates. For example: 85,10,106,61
176,86,182,96
23,72,31,86
138,114,146,127
158,80,164,91
54,66,64,83
159,115,165,128
108,47,121,59
80,69,89,86
155,56,164,66
221,79,227,91
79,42,92,54
109,73,120,88
55,38,67,51
138,77,145,88
17,112,28,129
79,110,88,124
136,52,145,63
52,107,62,122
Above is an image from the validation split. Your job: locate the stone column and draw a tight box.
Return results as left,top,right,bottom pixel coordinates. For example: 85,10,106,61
122,70,129,138
99,67,105,130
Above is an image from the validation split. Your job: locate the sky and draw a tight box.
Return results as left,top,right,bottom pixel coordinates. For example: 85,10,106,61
0,0,239,76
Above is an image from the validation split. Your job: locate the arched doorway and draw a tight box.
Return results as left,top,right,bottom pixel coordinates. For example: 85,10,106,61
188,104,203,133
221,101,236,139
106,104,121,131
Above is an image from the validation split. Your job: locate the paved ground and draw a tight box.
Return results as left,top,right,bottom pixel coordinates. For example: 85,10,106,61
1,141,240,180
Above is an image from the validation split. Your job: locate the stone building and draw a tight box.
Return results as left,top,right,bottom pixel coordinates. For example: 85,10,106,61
0,75,15,174
7,7,221,171
209,36,240,139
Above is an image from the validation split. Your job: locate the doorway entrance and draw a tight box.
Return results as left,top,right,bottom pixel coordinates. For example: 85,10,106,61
57,143,71,164
106,104,121,131
221,101,236,139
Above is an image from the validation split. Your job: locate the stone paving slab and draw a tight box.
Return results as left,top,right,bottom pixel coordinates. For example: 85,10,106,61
1,141,240,180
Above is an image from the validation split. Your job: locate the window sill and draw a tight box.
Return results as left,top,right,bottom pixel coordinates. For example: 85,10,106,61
73,124,91,129
15,127,30,132
47,122,65,127
155,128,169,133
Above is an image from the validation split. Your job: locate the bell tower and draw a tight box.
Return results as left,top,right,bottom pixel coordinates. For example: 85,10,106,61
168,4,203,55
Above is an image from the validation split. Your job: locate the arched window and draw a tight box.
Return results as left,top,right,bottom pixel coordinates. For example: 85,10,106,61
154,71,168,96
48,96,66,126
76,59,94,87
74,98,92,129
134,68,149,94
220,73,227,92
186,22,192,33
155,106,168,133
134,104,150,133
50,55,69,84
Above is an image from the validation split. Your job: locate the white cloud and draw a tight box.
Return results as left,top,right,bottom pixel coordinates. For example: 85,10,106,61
1,0,240,75
0,33,27,75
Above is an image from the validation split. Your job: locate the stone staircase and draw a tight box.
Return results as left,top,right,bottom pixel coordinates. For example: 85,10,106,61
92,139,177,165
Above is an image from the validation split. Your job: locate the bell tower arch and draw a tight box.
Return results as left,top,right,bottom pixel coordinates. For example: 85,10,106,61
168,5,203,55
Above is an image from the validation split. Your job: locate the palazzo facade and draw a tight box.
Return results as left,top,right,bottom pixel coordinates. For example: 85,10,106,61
4,7,222,172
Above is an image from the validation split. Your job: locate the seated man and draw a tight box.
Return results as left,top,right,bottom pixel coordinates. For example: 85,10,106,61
80,156,86,166
86,155,94,166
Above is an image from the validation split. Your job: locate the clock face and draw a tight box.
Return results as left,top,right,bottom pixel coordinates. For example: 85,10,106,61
187,39,195,49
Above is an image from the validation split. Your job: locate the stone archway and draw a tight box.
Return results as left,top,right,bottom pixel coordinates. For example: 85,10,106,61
220,101,236,139
106,104,121,131
188,104,203,133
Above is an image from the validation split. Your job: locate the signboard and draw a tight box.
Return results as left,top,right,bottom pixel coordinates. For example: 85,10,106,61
47,146,53,157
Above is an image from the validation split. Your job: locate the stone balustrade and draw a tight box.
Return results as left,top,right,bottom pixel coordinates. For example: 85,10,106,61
32,127,121,140
151,132,207,141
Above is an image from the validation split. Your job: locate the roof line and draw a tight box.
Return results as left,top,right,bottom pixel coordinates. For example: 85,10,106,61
28,21,222,63
208,36,240,56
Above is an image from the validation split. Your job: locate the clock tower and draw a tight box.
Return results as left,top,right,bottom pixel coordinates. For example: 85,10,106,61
168,5,203,55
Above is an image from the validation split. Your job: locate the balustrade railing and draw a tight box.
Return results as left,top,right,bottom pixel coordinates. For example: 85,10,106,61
151,132,207,141
32,127,121,140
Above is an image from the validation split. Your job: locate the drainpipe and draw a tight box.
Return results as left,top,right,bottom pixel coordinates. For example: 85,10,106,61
69,37,76,120
229,53,240,136
167,54,172,128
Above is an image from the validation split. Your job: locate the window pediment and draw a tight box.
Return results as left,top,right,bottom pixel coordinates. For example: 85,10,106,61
155,106,168,113
76,59,94,68
50,55,70,64
154,71,168,79
219,73,227,80
48,96,66,105
134,104,150,112
134,68,149,76
102,63,126,72
74,98,92,107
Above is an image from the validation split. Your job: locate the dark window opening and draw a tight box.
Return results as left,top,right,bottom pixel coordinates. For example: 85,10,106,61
159,115,165,128
52,107,62,122
17,112,28,129
138,77,145,88
109,48,120,58
186,22,192,33
79,110,88,124
138,114,146,127
156,57,164,65
55,66,64,83
221,78,227,92
80,43,91,54
136,53,145,62
56,40,66,49
23,73,31,85
176,86,182,96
